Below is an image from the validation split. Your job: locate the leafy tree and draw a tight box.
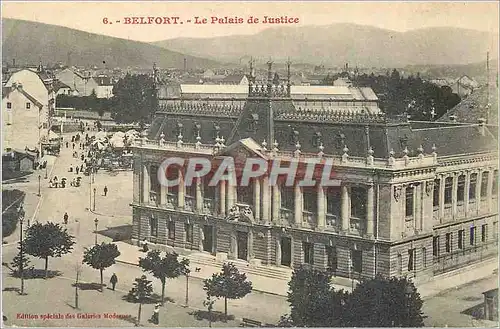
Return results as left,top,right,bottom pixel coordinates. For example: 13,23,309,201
127,275,154,326
286,266,348,327
24,222,75,278
110,74,157,124
82,242,121,291
138,250,189,305
10,242,31,277
203,262,252,319
344,275,424,327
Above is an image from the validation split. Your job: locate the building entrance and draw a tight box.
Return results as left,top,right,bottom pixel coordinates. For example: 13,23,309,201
237,231,248,260
281,237,292,266
203,225,213,253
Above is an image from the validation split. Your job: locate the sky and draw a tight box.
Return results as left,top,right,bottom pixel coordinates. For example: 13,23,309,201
2,1,499,42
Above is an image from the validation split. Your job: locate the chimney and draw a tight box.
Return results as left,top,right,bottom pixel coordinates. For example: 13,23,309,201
449,115,457,122
478,117,486,136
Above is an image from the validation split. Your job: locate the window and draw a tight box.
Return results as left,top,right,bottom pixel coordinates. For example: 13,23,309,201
433,179,440,207
326,246,337,272
481,172,489,198
481,224,487,242
167,167,180,195
280,185,294,209
493,171,498,196
203,177,216,200
408,249,415,271
351,250,362,273
445,233,452,253
422,248,427,269
26,102,31,109
457,175,465,202
302,188,317,213
351,187,366,219
470,226,476,246
433,236,440,257
444,177,453,205
237,184,253,205
405,186,414,217
185,183,195,198
397,253,402,275
469,173,478,200
6,102,12,109
149,216,158,237
458,230,464,249
168,220,175,240
326,187,341,216
185,223,193,243
303,242,314,265
150,165,160,193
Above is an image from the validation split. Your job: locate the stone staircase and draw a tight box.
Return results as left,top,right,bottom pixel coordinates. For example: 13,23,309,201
187,253,293,281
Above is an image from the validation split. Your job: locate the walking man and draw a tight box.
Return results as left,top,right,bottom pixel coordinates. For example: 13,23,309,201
110,273,118,291
151,303,160,325
104,186,108,196
63,212,69,224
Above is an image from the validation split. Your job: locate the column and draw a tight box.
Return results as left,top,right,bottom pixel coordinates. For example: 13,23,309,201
262,176,270,222
341,185,349,232
317,185,326,229
178,168,185,209
143,164,150,204
276,238,282,266
226,182,235,212
487,169,493,212
272,184,280,224
366,185,374,237
476,170,482,215
160,179,167,206
219,180,226,217
198,226,204,252
196,176,203,213
439,175,445,219
248,230,255,260
254,178,261,222
452,174,458,218
294,184,302,226
464,171,470,215
229,230,237,260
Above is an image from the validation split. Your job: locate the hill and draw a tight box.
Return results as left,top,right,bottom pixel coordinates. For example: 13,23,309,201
2,18,219,69
153,24,498,67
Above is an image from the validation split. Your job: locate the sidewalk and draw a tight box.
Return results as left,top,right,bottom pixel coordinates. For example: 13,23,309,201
115,241,290,296
116,241,498,299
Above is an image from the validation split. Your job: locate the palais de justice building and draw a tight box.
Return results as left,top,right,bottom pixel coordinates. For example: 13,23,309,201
131,64,498,282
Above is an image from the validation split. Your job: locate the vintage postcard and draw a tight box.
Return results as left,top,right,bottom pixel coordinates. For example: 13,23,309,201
1,1,499,327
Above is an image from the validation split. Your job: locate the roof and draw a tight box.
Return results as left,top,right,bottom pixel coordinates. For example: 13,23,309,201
180,84,248,94
53,80,71,92
2,85,43,108
221,74,247,84
290,86,351,95
95,76,112,86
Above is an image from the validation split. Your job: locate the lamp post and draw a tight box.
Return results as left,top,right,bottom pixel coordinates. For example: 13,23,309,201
94,218,99,245
37,175,41,197
184,268,191,307
18,205,26,295
404,284,413,327
93,187,96,211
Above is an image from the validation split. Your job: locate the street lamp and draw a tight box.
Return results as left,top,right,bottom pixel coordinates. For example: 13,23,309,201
18,205,26,295
94,218,99,245
404,283,413,327
184,268,191,307
37,175,41,197
93,187,96,211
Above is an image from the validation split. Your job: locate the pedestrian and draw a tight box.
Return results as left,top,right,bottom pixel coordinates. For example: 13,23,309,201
81,154,84,161
63,212,68,224
151,303,160,325
76,167,79,174
72,143,75,150
80,164,84,172
104,186,108,196
66,141,69,148
110,273,118,291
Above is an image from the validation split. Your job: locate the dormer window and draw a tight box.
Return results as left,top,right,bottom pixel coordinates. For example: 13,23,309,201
312,132,322,147
336,133,345,148
176,122,183,137
247,113,259,132
290,128,299,145
193,122,201,139
213,123,221,139
26,103,31,109
399,134,409,149
7,102,12,109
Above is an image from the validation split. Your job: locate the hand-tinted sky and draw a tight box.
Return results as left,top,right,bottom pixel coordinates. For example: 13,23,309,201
2,1,499,42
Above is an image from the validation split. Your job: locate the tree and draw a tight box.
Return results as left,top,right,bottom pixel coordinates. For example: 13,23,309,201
110,74,157,124
203,262,252,319
127,275,154,326
10,242,31,277
344,275,425,327
138,250,189,305
82,242,121,291
23,222,75,278
286,266,348,327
